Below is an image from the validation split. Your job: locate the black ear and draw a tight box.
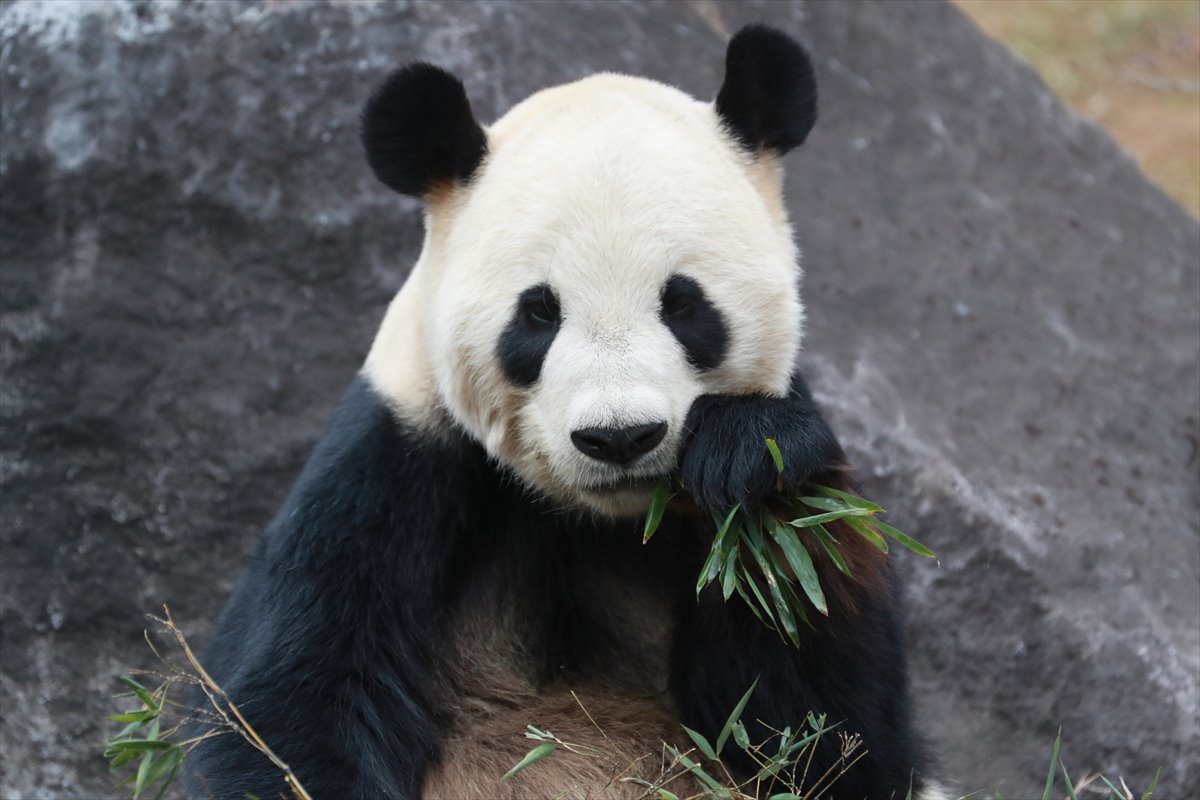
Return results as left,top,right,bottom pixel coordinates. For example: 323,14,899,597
716,25,818,155
361,63,488,197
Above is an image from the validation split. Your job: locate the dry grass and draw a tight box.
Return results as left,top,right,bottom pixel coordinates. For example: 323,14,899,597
955,0,1200,217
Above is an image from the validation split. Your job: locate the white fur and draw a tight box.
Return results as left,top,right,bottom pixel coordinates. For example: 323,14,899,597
366,73,805,516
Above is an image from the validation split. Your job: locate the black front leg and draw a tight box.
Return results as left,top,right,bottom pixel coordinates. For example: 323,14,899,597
187,377,485,800
671,369,929,797
679,371,844,512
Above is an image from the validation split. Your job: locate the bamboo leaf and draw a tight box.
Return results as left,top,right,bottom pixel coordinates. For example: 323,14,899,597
720,543,739,601
666,745,725,794
810,484,883,513
133,750,154,798
696,541,722,598
1141,768,1162,800
733,574,769,625
105,740,176,752
715,678,759,756
872,519,936,558
643,480,675,543
810,523,852,576
1060,758,1078,800
680,725,717,761
1042,729,1062,800
731,720,750,751
765,438,785,474
151,758,183,800
844,517,889,553
501,742,557,781
738,565,777,627
767,521,828,616
797,496,848,513
118,676,158,710
785,508,868,527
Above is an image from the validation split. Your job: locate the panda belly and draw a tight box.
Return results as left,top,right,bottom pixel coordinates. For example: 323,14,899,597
425,513,690,799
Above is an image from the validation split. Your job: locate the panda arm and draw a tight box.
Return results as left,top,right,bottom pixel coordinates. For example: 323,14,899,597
188,376,478,800
671,370,927,793
678,369,845,512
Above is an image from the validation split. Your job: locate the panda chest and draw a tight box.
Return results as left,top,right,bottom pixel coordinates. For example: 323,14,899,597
437,522,682,705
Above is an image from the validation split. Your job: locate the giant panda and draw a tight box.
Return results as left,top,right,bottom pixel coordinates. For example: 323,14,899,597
189,24,944,800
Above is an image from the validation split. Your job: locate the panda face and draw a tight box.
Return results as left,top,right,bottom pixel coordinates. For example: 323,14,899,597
386,74,803,518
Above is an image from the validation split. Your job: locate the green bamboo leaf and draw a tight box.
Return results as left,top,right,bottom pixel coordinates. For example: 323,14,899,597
732,574,769,625
739,566,777,626
1141,768,1162,800
696,541,721,598
742,523,800,645
108,748,141,768
118,676,158,710
810,523,852,576
643,480,675,543
149,749,184,800
656,790,681,800
715,678,759,756
720,544,739,601
105,740,175,752
680,725,717,761
717,508,741,552
666,745,726,794
810,484,883,513
1060,758,1078,800
776,572,811,630
133,750,155,798
785,508,867,527
797,496,849,513
767,521,828,616
844,517,889,553
731,720,750,751
108,711,155,724
765,438,785,474
767,794,802,800
501,742,557,781
141,746,181,789
1042,729,1062,800
524,724,553,741
872,519,936,558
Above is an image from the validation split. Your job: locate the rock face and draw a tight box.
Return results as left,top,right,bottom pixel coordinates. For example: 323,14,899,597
1,0,1196,796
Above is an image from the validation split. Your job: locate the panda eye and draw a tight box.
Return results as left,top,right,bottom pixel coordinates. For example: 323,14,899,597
521,286,561,328
661,287,693,318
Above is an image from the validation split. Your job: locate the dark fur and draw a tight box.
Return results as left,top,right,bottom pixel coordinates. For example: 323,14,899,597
361,62,487,196
680,371,842,512
661,274,730,371
496,283,561,386
188,373,930,799
716,24,819,154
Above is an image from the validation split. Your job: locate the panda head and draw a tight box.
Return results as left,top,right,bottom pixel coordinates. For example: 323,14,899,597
362,25,818,518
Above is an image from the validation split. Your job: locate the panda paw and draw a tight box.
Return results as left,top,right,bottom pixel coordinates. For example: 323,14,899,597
677,378,843,513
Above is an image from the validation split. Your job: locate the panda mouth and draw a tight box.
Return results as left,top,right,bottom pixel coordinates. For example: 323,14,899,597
580,474,667,494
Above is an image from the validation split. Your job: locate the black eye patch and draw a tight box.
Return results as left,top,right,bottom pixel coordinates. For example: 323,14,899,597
660,274,728,371
497,283,561,386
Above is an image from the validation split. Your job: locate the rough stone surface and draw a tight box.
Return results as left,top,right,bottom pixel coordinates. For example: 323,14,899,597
1,1,1196,797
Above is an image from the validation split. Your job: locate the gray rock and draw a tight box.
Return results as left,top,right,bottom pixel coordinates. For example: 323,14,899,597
1,0,1196,797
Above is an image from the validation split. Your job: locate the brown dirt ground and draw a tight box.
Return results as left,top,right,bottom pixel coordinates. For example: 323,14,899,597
955,0,1200,218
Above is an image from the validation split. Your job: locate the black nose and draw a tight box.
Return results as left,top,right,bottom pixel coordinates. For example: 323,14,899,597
571,422,668,464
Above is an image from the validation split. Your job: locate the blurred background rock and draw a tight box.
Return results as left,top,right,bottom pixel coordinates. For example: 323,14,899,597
1,1,1197,798
957,0,1199,216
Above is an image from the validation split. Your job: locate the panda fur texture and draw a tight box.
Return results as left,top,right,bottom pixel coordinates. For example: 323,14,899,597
189,25,947,800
